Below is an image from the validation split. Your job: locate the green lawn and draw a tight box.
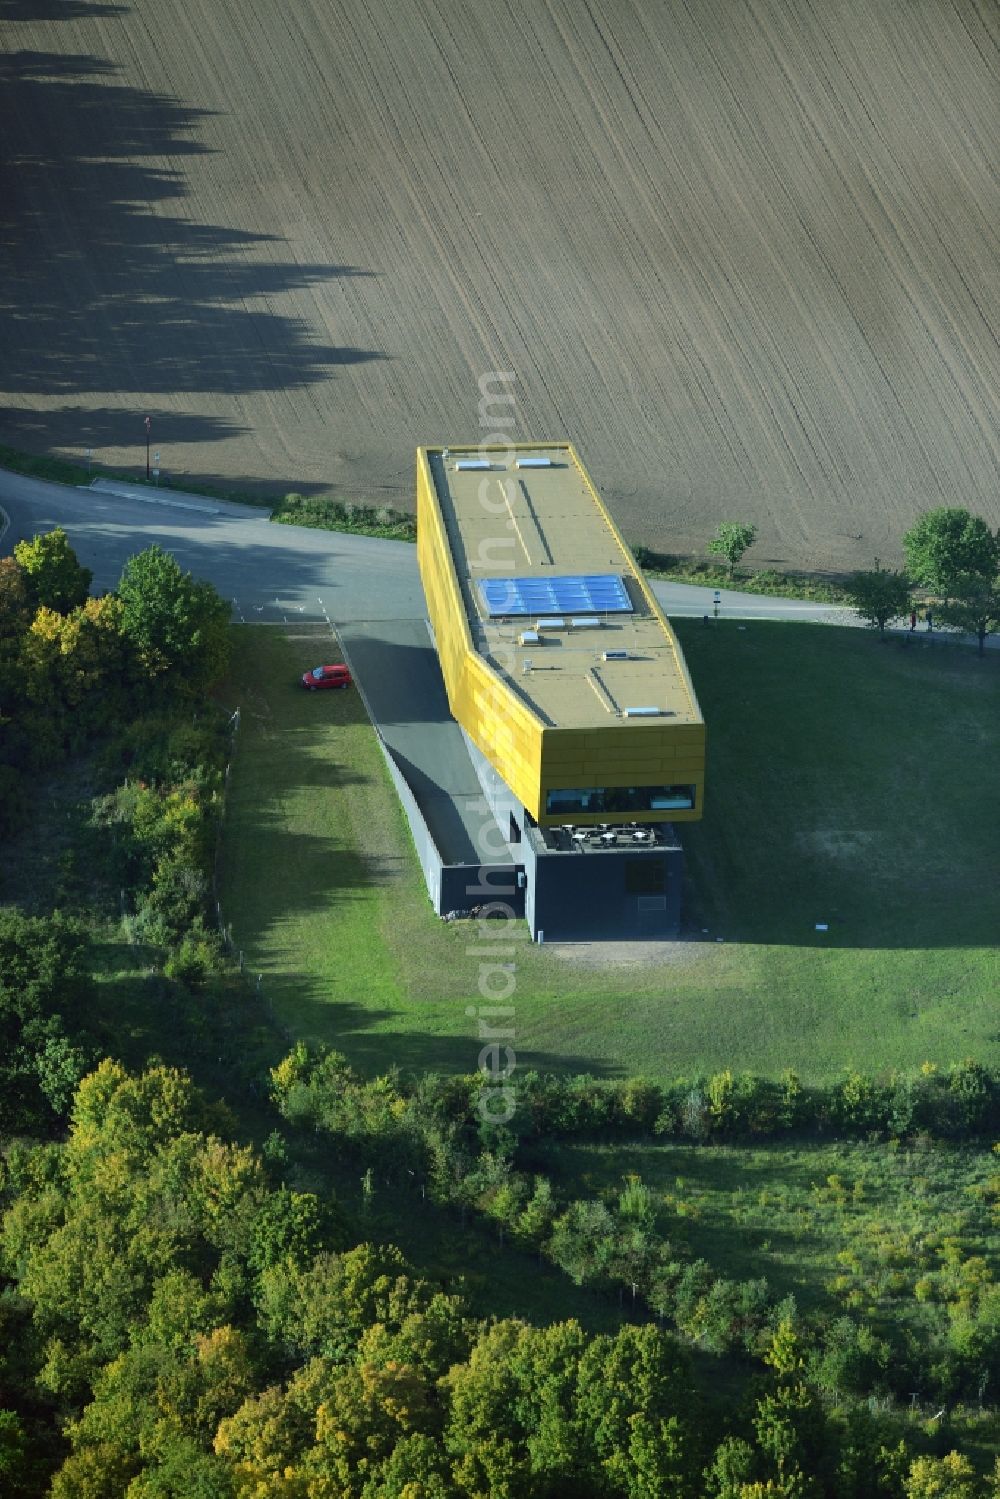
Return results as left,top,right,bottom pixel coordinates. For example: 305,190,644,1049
218,621,1000,1083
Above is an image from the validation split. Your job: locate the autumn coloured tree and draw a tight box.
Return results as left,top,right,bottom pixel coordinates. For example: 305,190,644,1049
13,527,92,614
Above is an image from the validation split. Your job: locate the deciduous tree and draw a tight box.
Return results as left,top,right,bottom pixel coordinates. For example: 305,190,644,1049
905,1451,978,1499
844,562,910,636
14,527,92,613
936,575,1000,656
22,595,128,729
117,545,230,693
0,910,92,1131
0,556,32,642
708,522,758,577
903,508,999,598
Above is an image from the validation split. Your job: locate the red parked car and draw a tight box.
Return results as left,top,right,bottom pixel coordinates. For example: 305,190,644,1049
301,664,352,691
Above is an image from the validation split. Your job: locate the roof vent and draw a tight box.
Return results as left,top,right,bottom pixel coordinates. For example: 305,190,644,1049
515,456,552,468
571,616,601,630
518,630,540,646
602,649,628,661
535,617,565,631
455,458,491,471
624,705,662,717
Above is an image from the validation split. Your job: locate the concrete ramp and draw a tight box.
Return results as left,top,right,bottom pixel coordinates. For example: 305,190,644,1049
339,619,511,872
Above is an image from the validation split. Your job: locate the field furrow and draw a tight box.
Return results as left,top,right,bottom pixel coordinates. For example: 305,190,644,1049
1,0,996,571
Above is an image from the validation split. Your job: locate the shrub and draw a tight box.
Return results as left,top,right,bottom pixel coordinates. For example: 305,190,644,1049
833,1071,888,1134
163,923,225,987
946,1059,995,1135
810,1316,891,1396
618,1176,655,1227
549,1199,617,1286
139,854,210,939
620,1077,663,1130
681,1087,711,1141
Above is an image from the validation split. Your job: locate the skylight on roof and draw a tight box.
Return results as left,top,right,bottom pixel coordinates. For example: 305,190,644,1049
515,456,552,468
455,458,491,471
478,574,632,618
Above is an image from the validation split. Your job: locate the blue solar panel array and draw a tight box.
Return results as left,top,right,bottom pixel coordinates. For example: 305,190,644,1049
479,574,633,618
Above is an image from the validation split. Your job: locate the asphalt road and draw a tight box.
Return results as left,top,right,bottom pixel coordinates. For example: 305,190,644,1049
0,473,425,626
0,471,855,629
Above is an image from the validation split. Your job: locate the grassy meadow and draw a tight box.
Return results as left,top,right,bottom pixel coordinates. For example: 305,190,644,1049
217,620,999,1084
537,1135,1000,1325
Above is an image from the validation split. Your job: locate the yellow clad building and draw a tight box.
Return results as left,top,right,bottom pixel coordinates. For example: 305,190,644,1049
416,443,705,831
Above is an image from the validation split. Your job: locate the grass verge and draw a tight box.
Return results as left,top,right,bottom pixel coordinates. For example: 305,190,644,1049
270,492,416,540
631,545,854,603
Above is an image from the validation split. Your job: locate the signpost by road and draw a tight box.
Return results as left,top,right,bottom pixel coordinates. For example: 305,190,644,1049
144,416,151,480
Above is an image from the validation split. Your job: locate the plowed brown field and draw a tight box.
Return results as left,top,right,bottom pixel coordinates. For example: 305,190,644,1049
1,0,997,572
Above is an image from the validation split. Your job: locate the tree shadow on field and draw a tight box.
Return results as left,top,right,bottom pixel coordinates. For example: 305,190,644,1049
0,48,382,416
0,2,124,16
1,405,254,454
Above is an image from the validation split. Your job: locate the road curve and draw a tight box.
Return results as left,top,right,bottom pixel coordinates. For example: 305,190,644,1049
0,468,858,631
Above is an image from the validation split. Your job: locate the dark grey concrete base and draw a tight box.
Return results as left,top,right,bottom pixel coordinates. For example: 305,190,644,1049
339,619,523,919
463,734,683,941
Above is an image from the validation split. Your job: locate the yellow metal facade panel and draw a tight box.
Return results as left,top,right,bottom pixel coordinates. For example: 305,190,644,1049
538,719,705,825
416,445,705,825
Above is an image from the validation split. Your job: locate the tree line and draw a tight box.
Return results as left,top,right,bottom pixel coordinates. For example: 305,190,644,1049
701,508,1000,650
843,509,999,651
269,1046,1000,1414
3,1058,997,1496
0,529,234,1136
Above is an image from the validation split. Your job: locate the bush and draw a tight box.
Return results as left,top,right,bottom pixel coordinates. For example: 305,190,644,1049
272,493,416,541
833,1071,889,1134
946,1059,994,1135
102,715,226,784
809,1316,891,1396
163,923,225,988
681,1087,711,1141
549,1199,617,1286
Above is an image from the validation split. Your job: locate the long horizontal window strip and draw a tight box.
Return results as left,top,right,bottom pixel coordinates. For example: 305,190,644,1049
478,574,632,618
545,784,696,815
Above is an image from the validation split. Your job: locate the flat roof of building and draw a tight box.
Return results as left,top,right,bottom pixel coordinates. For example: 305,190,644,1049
421,443,703,732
